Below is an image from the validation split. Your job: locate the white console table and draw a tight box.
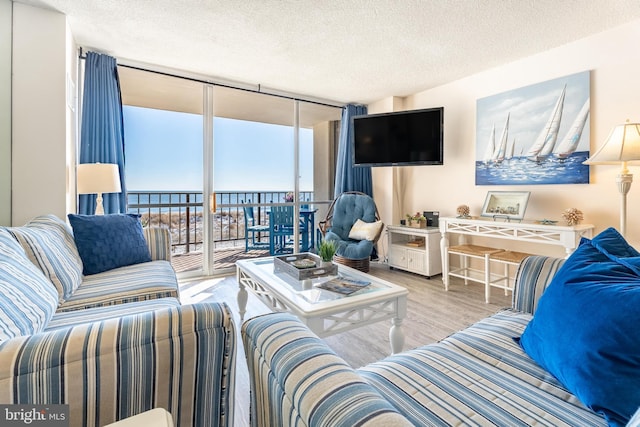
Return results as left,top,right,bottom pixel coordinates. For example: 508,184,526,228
439,216,594,290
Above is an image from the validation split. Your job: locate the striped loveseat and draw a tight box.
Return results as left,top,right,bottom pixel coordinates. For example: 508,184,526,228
242,255,609,426
0,215,236,427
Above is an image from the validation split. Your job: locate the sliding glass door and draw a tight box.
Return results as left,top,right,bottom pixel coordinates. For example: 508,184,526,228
120,67,207,277
119,65,342,277
209,86,294,271
298,101,342,243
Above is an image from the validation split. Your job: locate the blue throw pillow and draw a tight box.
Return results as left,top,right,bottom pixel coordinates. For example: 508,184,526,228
518,227,640,427
68,214,152,275
590,226,640,258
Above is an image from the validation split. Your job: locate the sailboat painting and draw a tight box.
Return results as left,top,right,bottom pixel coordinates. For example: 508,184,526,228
476,71,590,185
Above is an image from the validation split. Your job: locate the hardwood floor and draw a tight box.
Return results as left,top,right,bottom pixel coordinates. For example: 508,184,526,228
179,261,512,427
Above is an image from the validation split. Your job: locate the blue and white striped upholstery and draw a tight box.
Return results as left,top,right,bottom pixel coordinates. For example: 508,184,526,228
242,313,413,427
0,229,59,344
57,260,179,312
358,310,605,426
512,255,565,314
4,215,83,302
46,298,181,330
241,255,607,427
143,227,172,261
0,302,236,427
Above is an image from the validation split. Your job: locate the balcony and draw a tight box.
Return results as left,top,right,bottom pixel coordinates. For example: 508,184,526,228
127,190,315,273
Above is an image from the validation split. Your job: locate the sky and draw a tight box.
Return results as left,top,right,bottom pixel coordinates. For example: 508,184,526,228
476,70,591,160
123,106,314,191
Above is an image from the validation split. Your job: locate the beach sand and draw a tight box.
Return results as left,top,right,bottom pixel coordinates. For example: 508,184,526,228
140,210,264,254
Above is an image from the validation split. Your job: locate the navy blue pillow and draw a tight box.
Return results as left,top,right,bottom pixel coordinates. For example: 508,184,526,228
590,226,640,258
518,227,640,427
68,214,152,275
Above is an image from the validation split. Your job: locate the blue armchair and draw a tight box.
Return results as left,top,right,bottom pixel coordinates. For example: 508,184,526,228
319,192,382,272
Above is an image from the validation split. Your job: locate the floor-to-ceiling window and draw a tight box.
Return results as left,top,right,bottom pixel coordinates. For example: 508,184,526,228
119,66,342,277
210,86,295,267
119,67,206,277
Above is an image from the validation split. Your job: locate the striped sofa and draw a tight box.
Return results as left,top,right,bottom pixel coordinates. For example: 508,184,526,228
0,215,236,427
242,255,608,426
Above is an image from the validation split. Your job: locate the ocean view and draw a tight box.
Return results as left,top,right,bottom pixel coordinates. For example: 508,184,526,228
126,190,315,254
127,190,313,210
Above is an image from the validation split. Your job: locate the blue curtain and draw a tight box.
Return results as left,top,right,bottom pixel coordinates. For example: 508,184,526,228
78,52,127,214
334,104,372,197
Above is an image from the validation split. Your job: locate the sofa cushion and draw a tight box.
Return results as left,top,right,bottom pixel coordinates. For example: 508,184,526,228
518,228,640,427
0,229,59,344
358,309,606,426
46,298,180,331
68,213,151,275
5,215,84,302
57,260,179,312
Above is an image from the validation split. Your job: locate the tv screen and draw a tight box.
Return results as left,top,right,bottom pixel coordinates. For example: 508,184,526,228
352,107,444,167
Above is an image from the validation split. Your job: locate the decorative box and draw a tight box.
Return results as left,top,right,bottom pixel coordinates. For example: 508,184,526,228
274,253,338,280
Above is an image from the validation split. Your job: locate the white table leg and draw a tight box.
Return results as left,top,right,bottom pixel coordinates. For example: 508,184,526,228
440,233,450,290
484,253,491,303
389,317,404,354
238,281,248,321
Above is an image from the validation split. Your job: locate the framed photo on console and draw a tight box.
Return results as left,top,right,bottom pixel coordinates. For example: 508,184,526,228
481,191,530,221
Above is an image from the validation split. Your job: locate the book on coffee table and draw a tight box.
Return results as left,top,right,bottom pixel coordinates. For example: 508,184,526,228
316,276,370,295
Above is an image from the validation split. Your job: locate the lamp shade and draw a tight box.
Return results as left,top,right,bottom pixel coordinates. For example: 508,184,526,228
584,122,640,166
77,163,122,195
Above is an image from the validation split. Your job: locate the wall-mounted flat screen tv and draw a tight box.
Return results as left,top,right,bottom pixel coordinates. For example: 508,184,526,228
352,107,444,167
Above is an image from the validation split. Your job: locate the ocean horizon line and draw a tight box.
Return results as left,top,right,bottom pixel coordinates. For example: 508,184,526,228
127,189,314,193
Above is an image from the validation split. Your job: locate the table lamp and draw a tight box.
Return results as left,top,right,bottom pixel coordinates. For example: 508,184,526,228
583,121,640,237
77,163,122,215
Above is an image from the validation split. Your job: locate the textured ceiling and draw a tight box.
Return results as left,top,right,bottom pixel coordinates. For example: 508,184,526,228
17,0,640,104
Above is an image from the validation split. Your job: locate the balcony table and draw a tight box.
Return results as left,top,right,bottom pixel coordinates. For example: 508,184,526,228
268,207,317,255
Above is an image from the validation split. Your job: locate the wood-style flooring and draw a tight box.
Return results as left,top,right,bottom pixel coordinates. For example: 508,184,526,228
179,261,512,427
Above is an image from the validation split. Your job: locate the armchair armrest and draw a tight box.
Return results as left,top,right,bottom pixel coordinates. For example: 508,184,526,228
242,313,411,427
144,227,171,261
0,302,236,427
318,219,331,237
512,255,565,314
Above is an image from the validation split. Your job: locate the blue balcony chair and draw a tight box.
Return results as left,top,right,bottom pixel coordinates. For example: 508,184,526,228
242,201,269,252
268,206,310,255
318,191,383,272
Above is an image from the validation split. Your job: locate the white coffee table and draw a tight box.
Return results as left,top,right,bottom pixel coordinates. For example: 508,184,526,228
236,256,408,354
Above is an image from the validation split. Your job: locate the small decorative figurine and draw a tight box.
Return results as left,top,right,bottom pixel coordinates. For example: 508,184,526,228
562,208,583,226
456,205,471,218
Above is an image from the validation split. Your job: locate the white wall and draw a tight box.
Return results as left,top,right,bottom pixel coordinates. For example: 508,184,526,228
12,3,69,225
0,0,11,226
372,19,640,256
65,21,78,216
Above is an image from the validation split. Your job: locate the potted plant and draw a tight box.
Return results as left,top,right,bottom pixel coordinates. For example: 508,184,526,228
317,239,337,266
406,212,427,228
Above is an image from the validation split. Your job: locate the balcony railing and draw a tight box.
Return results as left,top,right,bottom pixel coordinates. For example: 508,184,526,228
127,190,314,255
